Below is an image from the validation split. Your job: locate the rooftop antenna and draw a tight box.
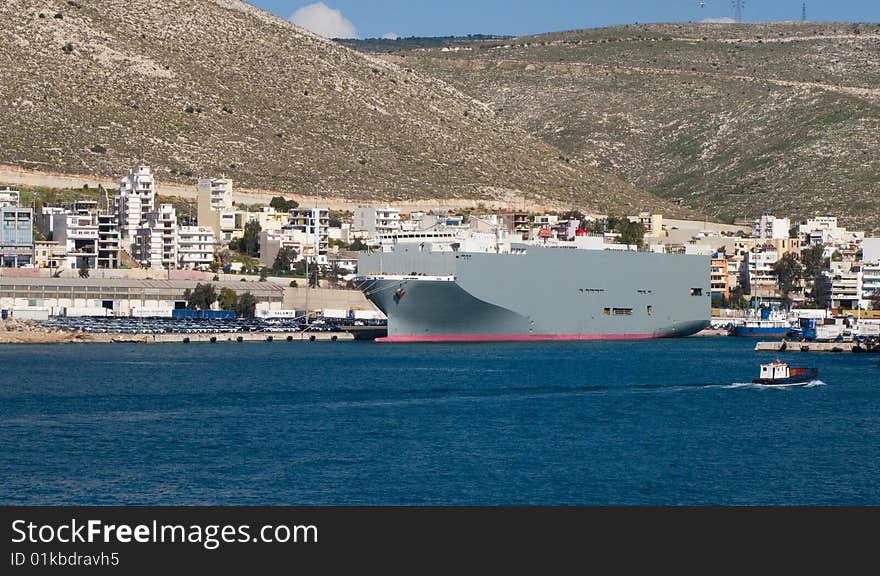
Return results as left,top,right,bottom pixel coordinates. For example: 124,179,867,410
732,0,744,22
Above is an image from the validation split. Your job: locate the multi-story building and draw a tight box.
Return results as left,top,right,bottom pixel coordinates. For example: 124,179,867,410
0,185,21,207
133,204,177,269
862,238,880,264
743,244,781,300
828,270,862,310
97,213,121,269
33,241,67,270
799,216,842,245
197,177,233,238
0,206,34,267
498,212,532,240
353,205,401,238
534,214,559,227
860,263,880,309
638,212,665,239
116,166,156,247
288,208,329,265
254,207,289,232
753,213,791,241
177,226,215,270
258,229,307,269
51,211,99,270
710,255,730,300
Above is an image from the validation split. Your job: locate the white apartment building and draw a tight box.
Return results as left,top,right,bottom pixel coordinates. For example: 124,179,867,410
177,226,216,269
534,214,559,227
51,212,99,270
829,270,862,310
744,244,781,298
0,185,20,207
288,208,329,265
862,263,880,308
116,166,156,247
753,213,790,240
133,204,177,269
353,205,401,238
799,216,841,245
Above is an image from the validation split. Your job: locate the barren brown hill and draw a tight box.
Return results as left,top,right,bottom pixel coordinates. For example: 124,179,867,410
374,22,880,230
0,0,688,217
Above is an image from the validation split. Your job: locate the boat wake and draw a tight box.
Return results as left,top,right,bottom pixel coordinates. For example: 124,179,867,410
723,380,826,390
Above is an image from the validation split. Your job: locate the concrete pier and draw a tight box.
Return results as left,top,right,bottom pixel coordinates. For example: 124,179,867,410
755,340,879,353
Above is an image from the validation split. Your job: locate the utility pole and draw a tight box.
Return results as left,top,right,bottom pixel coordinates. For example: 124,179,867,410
802,2,807,22
732,0,744,23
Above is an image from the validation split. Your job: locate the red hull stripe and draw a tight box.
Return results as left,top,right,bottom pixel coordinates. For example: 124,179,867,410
377,333,661,343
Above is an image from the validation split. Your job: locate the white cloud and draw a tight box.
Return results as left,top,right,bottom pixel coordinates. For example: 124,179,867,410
701,17,737,24
382,32,399,40
290,2,357,39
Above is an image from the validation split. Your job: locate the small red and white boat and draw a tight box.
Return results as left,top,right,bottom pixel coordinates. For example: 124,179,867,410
753,361,818,386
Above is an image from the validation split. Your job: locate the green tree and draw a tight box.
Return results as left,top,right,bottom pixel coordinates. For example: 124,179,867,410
773,253,804,306
801,244,827,278
560,210,586,222
269,196,299,212
730,286,749,309
218,287,238,311
806,275,830,309
326,262,344,287
259,267,269,282
78,258,90,278
618,221,646,247
272,247,298,274
235,292,258,318
184,283,217,310
349,238,368,251
241,220,262,257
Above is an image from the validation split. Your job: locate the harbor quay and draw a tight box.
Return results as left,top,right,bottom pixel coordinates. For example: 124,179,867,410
755,340,880,354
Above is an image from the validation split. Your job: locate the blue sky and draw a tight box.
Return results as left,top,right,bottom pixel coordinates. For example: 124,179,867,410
252,1,880,39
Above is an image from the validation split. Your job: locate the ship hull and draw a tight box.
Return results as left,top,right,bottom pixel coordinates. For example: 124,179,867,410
729,327,791,337
357,246,710,343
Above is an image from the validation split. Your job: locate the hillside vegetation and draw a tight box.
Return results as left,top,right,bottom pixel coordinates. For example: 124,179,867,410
368,23,880,229
0,0,689,217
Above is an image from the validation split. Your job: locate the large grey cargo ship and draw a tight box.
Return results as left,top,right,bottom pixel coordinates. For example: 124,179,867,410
356,243,710,342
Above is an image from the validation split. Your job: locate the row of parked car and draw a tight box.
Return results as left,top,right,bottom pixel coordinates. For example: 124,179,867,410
38,317,354,335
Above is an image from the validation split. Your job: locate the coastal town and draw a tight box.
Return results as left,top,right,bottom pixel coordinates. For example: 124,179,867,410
0,165,879,343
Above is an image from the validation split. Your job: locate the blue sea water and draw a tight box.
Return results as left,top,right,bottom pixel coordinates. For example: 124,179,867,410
1,338,878,505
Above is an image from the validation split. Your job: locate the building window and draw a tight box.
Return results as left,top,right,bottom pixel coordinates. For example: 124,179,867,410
612,308,633,316
690,288,703,296
647,305,653,316
604,308,610,316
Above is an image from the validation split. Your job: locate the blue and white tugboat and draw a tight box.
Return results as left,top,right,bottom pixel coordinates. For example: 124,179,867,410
752,361,818,386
